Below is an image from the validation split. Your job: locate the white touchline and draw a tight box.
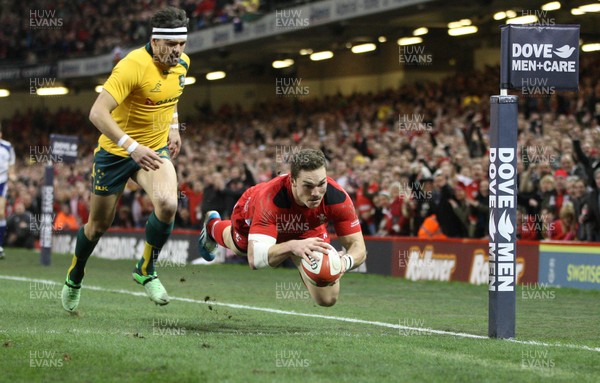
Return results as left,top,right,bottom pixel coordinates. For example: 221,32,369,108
3,275,599,353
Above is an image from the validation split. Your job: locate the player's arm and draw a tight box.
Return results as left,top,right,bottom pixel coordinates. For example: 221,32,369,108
89,90,162,171
327,181,366,273
337,231,367,273
167,104,181,159
247,234,330,270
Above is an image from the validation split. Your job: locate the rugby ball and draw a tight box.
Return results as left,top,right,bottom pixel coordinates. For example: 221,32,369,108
301,243,342,287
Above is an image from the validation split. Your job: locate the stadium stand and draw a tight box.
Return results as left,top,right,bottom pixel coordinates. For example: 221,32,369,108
2,52,600,244
1,0,310,63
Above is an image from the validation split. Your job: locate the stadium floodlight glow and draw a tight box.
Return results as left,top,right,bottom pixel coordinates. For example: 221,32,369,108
184,76,196,85
310,51,333,61
412,27,428,36
447,19,471,29
506,15,539,24
582,43,600,52
447,26,478,36
206,71,226,81
541,1,561,11
397,37,423,46
299,48,313,55
95,85,103,93
272,59,294,68
571,7,585,15
579,3,600,12
351,43,376,54
378,36,387,43
506,10,517,18
36,87,69,96
0,89,9,97
493,11,506,20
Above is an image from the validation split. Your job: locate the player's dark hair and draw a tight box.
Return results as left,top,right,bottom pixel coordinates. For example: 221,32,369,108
151,7,189,29
290,149,327,179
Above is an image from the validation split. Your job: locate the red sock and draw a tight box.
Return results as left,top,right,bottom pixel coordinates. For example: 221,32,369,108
208,219,230,248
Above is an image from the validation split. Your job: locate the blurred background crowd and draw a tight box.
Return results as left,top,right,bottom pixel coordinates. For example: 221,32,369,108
3,50,600,247
0,0,305,64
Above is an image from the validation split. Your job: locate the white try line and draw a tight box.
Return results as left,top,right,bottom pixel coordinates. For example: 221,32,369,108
3,275,599,353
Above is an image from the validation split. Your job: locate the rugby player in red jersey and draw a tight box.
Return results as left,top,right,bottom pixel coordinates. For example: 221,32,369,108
198,148,366,306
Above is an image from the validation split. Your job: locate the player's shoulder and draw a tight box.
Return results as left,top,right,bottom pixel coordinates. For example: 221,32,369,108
0,139,13,148
118,45,152,69
324,176,350,206
258,174,291,209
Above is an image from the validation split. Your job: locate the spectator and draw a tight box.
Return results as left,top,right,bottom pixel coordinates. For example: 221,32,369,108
113,206,135,228
6,201,34,249
468,179,489,239
175,206,193,229
553,169,568,212
518,163,542,216
539,175,558,215
388,182,411,236
560,153,586,180
517,207,538,240
180,180,204,226
54,203,80,231
572,129,600,189
448,181,474,237
69,181,90,224
539,207,556,240
431,170,468,238
374,191,392,236
412,177,434,236
201,172,227,217
417,214,446,239
549,202,578,240
581,169,600,242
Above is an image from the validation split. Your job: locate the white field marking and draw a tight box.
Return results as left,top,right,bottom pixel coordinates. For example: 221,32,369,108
2,275,599,353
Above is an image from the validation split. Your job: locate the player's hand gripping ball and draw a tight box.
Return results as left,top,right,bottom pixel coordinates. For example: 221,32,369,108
301,243,342,287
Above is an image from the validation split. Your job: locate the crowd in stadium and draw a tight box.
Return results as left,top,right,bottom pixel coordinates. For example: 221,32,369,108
3,51,600,247
1,0,300,63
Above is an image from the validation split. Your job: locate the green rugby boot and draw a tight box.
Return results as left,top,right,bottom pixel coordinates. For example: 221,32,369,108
132,269,169,306
61,277,81,312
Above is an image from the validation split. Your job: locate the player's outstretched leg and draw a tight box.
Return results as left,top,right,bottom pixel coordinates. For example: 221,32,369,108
132,212,173,305
62,226,100,312
198,210,221,261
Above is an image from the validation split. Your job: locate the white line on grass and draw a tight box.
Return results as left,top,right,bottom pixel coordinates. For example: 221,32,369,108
3,275,599,353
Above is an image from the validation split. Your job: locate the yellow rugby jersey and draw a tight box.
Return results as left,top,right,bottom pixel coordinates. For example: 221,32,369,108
98,43,190,156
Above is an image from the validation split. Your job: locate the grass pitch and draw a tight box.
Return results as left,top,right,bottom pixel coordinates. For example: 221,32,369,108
0,248,599,382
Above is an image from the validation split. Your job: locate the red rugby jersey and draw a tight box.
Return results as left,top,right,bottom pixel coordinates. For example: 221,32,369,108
241,174,360,243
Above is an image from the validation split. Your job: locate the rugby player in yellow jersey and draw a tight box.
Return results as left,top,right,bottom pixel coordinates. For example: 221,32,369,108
62,7,190,311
